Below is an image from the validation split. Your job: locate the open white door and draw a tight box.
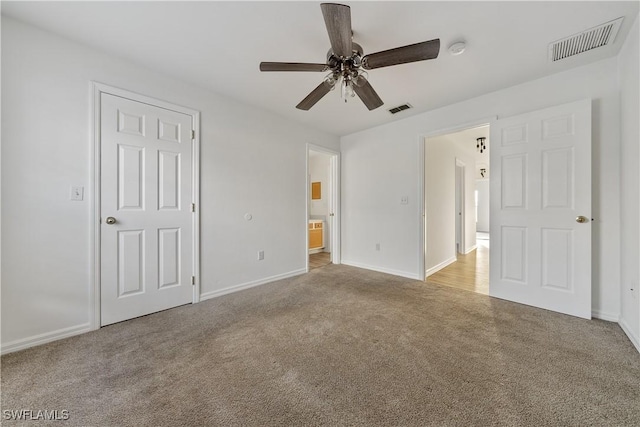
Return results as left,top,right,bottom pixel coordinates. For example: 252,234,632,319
490,99,591,319
328,154,340,264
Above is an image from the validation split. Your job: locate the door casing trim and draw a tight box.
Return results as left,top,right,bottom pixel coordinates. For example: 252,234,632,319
90,82,201,330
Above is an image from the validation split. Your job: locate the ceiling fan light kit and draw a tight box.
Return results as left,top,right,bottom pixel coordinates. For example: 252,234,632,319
477,137,487,153
259,3,440,111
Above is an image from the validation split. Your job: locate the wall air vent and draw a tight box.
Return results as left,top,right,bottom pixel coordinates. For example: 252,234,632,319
388,104,412,114
549,17,623,62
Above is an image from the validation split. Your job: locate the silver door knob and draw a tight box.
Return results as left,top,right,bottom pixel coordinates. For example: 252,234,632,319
576,216,588,223
105,217,117,225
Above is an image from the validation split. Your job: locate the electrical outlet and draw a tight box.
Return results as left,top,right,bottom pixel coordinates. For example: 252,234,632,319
258,250,264,261
375,243,380,251
400,196,409,205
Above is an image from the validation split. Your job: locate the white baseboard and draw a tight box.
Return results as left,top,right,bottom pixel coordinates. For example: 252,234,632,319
1,323,92,355
340,260,420,280
619,317,640,353
425,256,457,277
591,310,619,322
464,245,477,255
199,269,307,302
308,248,324,254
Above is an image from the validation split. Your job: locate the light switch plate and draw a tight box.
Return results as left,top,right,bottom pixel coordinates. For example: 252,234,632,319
70,186,84,201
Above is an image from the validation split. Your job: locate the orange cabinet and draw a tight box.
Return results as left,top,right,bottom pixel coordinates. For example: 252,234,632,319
309,221,324,249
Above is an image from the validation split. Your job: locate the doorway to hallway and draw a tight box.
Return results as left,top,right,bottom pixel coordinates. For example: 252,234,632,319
424,124,490,295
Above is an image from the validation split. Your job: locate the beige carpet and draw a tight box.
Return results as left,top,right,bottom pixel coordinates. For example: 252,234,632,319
2,264,639,426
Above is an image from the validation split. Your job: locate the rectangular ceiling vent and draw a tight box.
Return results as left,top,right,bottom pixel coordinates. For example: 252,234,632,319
549,17,623,62
388,104,412,114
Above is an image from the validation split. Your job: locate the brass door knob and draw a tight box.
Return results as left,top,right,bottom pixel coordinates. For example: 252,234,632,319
105,217,117,225
576,216,588,223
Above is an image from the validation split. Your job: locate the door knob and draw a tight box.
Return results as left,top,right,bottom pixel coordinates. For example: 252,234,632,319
105,217,117,225
575,216,588,223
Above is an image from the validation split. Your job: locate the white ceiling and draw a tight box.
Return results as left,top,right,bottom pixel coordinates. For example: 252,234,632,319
2,1,638,136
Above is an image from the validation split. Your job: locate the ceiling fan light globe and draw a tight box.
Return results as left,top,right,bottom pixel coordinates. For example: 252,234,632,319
324,73,338,86
345,81,356,98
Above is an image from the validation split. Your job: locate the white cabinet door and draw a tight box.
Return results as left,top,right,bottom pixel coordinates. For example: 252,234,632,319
100,93,194,325
490,99,592,319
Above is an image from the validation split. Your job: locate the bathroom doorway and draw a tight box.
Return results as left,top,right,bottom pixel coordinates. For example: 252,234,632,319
307,145,340,271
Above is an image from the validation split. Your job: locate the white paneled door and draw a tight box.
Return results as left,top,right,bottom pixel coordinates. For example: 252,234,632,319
490,99,592,319
100,93,195,326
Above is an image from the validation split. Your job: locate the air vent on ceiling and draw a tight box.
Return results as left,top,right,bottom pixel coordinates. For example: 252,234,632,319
549,17,623,62
388,104,412,114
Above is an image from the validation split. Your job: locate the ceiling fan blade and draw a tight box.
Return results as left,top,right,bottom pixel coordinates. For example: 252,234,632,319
353,80,384,111
362,39,440,70
296,81,333,110
320,3,353,58
260,62,329,72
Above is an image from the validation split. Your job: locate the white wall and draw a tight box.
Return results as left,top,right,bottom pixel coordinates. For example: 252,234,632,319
425,134,477,275
309,151,331,252
1,17,339,351
425,135,455,273
618,13,640,350
309,153,330,218
476,180,490,233
342,56,622,319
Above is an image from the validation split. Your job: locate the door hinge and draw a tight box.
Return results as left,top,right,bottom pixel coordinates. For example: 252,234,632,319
191,276,195,285
191,203,196,212
191,130,195,140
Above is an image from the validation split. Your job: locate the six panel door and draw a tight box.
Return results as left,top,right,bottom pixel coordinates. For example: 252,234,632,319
490,99,592,319
100,93,194,326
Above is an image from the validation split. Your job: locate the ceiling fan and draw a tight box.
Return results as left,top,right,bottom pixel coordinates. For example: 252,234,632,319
259,3,440,111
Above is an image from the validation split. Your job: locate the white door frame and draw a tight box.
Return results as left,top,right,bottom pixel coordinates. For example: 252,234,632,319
90,82,201,330
418,116,496,281
306,144,341,271
455,158,466,254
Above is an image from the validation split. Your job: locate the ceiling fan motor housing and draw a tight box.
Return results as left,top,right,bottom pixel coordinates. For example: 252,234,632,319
327,42,364,74
327,43,362,69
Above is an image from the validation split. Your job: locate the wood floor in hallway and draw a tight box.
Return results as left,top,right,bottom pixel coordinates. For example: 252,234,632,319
309,252,331,270
426,239,489,295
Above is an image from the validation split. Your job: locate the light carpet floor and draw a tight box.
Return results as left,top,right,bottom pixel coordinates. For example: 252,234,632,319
2,264,639,426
